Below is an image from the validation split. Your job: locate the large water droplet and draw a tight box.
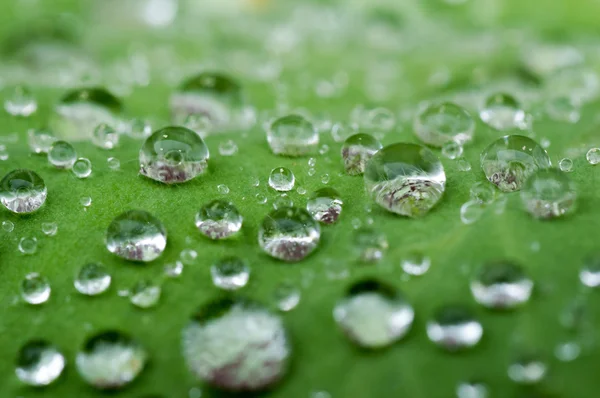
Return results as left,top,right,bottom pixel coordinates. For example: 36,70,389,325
75,263,111,296
306,187,343,224
470,261,533,309
268,167,295,192
341,133,382,175
195,200,243,240
105,210,167,262
211,256,250,290
266,114,319,156
16,340,65,386
479,93,526,131
0,169,47,213
48,140,77,169
521,168,576,219
414,102,475,146
21,273,51,305
426,305,483,351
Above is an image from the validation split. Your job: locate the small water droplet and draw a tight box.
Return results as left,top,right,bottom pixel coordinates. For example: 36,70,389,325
210,256,250,290
107,157,120,170
546,96,581,123
320,174,330,184
130,280,161,308
129,118,153,139
471,261,533,309
0,169,47,213
508,354,547,385
164,261,184,278
401,251,431,276
341,133,382,175
580,254,600,288
217,184,230,194
255,193,267,204
188,387,202,398
559,157,573,172
21,273,50,304
586,148,600,165
353,227,388,263
296,186,306,195
4,86,37,117
2,220,14,232
180,249,198,265
41,222,58,236
442,141,463,160
308,167,316,177
16,340,65,386
308,157,317,167
195,200,242,240
274,282,301,311
426,305,483,351
218,139,238,156
267,114,319,156
48,141,77,169
470,182,496,205
306,187,343,224
75,263,111,296
28,129,57,154
521,168,576,219
19,236,38,254
480,93,526,131
460,201,486,225
106,210,167,262
92,123,119,149
456,381,488,398
457,158,472,172
72,158,92,179
269,167,295,192
414,102,475,146
80,196,92,207
554,341,581,362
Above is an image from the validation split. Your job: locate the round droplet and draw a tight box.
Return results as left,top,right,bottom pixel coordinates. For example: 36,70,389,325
273,194,293,210
456,381,488,398
354,227,388,263
471,261,533,309
306,187,343,224
365,143,446,217
195,200,243,240
258,207,320,262
480,135,551,192
546,96,581,123
273,282,301,312
268,167,295,192
139,126,210,184
218,139,238,156
470,182,496,204
41,222,58,236
80,196,92,208
19,236,38,254
107,157,120,170
180,249,198,265
479,93,526,131
21,273,51,305
586,148,600,165
508,354,547,385
414,102,475,146
334,279,414,349
580,254,600,288
267,114,319,156
92,123,119,150
0,169,47,213
559,158,573,172
182,298,291,391
75,263,111,296
217,184,229,194
460,201,486,225
457,158,472,172
554,341,581,362
521,168,576,219
441,141,463,160
211,256,250,290
130,280,161,308
106,210,167,262
16,340,65,386
28,128,57,154
128,118,153,139
48,140,77,169
164,261,184,278
72,158,92,179
426,305,483,351
4,86,37,117
76,330,147,390
545,67,599,103
3,220,14,232
401,251,431,276
341,133,382,175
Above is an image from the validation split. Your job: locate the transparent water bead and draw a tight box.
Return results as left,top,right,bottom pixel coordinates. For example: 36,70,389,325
306,187,343,224
470,182,495,204
16,340,65,386
546,96,581,123
48,140,77,169
479,93,526,131
274,282,301,312
555,341,581,362
258,207,320,262
28,128,57,154
414,102,475,147
182,298,291,391
107,157,121,170
2,220,14,232
480,135,551,192
508,355,547,385
441,141,463,160
0,169,47,213
341,133,382,175
426,305,483,351
19,236,38,254
4,86,37,117
21,273,51,305
545,67,600,103
401,251,431,276
76,330,147,390
130,280,161,309
460,201,486,225
268,167,295,192
171,72,244,129
364,143,446,217
211,256,250,290
586,148,600,165
195,200,243,240
52,87,123,141
267,114,319,156
218,139,238,156
72,158,92,179
354,227,388,263
456,381,488,398
75,263,111,296
139,126,210,184
129,118,153,140
106,210,167,262
521,168,576,219
334,279,414,349
580,254,600,288
559,158,573,172
470,261,533,309
92,123,119,149
42,222,58,236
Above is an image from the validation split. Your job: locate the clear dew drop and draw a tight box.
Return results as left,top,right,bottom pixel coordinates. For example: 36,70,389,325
480,135,551,192
92,123,119,149
341,133,382,175
0,169,47,213
2,220,14,232
365,143,446,217
508,354,547,385
580,254,600,288
273,194,294,210
80,196,92,208
258,206,320,262
74,263,111,296
105,210,167,262
426,305,483,351
19,236,38,254
72,157,92,179
180,249,198,265
210,256,250,291
401,251,431,276
334,279,414,349
414,102,475,147
48,140,77,169
470,261,533,309
16,340,65,386
188,387,202,398
21,273,51,305
554,341,581,362
586,148,600,165
470,182,496,204
268,167,295,192
353,227,388,263
457,158,472,172
460,201,486,225
306,187,343,224
164,261,184,278
130,280,161,308
267,114,319,156
559,158,573,172
311,390,332,398
107,157,120,170
4,85,37,117
28,128,57,154
255,193,267,205
128,118,153,140
0,145,9,161
546,96,581,123
479,93,526,131
182,298,291,391
219,139,238,156
545,67,600,103
41,222,58,236
441,141,463,160
273,282,301,312
195,200,243,240
521,168,576,219
456,381,488,398
76,330,147,390
139,126,210,184
217,184,230,194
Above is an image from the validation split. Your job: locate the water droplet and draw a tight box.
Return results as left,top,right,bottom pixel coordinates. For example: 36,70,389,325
341,133,382,175
0,169,47,213
546,96,581,123
401,251,431,276
19,236,38,254
426,305,483,351
255,193,267,204
259,207,320,262
106,210,167,262
308,167,316,176
28,128,57,154
471,261,533,309
180,249,198,265
217,184,230,194
545,67,599,103
306,187,343,224
218,139,238,156
414,102,475,146
580,254,600,288
195,200,242,240
128,118,153,139
267,114,319,156
16,340,65,386
274,282,301,311
521,168,576,219
140,126,210,184
470,182,496,204
296,186,306,195
319,144,330,155
48,140,77,169
2,220,14,232
320,174,330,185
456,381,488,398
76,330,147,390
457,158,472,172
182,298,291,391
460,201,486,225
479,93,526,131
92,123,119,150
586,148,600,165
41,222,58,236
508,354,547,385
75,263,111,296
559,158,573,172
130,280,161,308
311,390,332,398
480,135,551,192
554,341,580,362
188,387,202,398
21,273,51,304
353,227,388,263
308,157,317,167
72,157,92,179
211,256,250,290
441,141,463,160
4,86,37,117
365,143,446,217
106,157,120,170
334,279,414,349
80,196,92,207
269,167,295,192
164,261,184,278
